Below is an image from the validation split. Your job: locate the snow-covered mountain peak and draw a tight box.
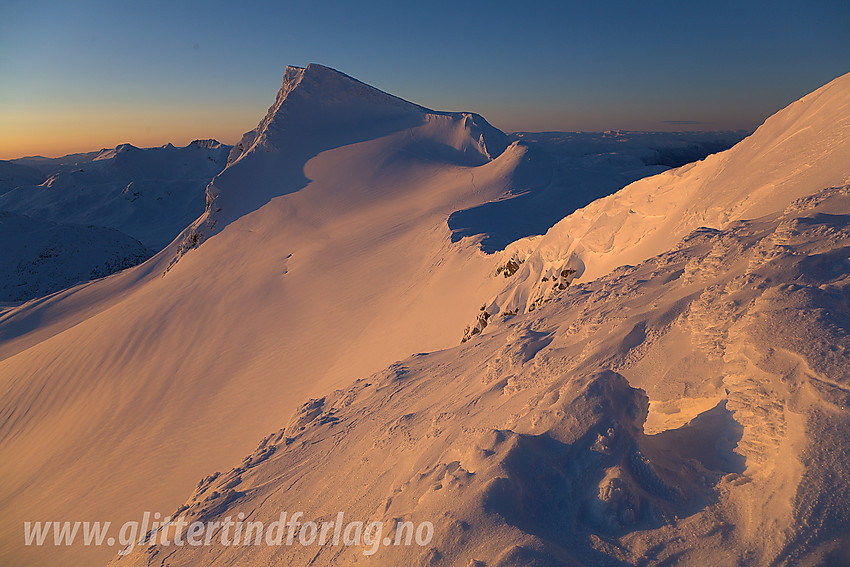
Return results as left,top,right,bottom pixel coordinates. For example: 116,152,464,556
92,143,140,161
188,138,224,150
187,64,508,252
287,63,428,110
225,64,508,164
226,64,428,163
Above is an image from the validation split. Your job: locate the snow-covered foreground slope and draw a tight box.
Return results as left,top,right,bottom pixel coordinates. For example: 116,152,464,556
0,64,546,567
110,72,850,566
0,211,151,301
114,183,850,566
0,140,231,250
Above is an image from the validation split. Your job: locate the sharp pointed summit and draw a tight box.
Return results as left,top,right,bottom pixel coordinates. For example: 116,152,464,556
226,64,432,163
179,64,509,252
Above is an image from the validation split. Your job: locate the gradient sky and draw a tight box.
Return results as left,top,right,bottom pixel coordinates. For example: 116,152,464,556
1,0,849,159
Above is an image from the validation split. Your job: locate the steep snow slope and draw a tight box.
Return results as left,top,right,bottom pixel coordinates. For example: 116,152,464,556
0,65,539,567
0,211,151,301
0,140,231,250
113,82,850,565
477,72,850,320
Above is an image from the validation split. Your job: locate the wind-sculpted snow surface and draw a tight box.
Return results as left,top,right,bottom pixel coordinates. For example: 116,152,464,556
476,72,850,321
115,185,850,566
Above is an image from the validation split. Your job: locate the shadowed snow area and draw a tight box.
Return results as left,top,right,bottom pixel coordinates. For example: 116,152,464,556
0,211,152,302
448,131,746,253
0,161,44,195
0,140,231,251
2,66,850,567
0,140,232,301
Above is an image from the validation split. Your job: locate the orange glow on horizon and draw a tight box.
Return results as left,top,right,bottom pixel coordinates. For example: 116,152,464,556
1,96,770,161
0,105,262,160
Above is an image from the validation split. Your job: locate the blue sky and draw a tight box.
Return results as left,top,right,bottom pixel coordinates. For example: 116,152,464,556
1,0,848,158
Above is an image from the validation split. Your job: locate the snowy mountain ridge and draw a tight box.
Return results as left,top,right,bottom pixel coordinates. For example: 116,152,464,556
0,139,232,251
0,211,152,302
473,71,850,328
0,161,44,195
227,64,506,164
0,140,235,302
